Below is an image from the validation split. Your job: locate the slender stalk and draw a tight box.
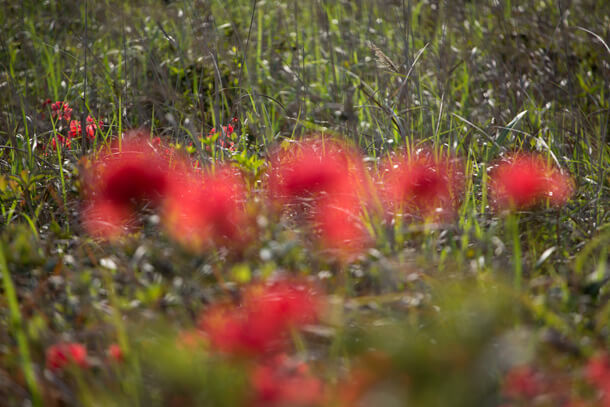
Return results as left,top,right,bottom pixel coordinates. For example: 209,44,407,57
507,213,522,289
0,243,42,407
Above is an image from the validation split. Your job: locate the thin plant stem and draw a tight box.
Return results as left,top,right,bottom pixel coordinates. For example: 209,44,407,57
0,243,42,407
507,213,522,290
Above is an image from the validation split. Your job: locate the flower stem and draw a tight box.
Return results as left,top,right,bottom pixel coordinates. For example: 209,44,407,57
507,213,522,289
0,243,42,407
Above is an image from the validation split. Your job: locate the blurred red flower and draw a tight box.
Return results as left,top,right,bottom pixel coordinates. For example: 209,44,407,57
250,355,324,407
82,135,170,239
502,365,543,400
380,149,464,220
489,153,573,211
46,342,88,371
198,280,321,357
268,138,367,206
107,344,124,363
586,353,610,406
268,137,371,256
315,196,369,258
162,165,249,250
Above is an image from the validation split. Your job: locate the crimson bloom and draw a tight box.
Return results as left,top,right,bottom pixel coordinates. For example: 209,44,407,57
489,153,573,211
268,137,371,255
314,195,369,258
107,344,124,363
82,135,170,239
250,355,325,407
46,342,88,372
68,116,103,140
586,353,610,407
198,280,321,357
502,365,543,400
380,149,464,219
50,101,72,121
162,165,249,250
268,138,367,206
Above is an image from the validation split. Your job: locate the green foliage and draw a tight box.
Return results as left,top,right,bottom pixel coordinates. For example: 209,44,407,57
0,0,608,406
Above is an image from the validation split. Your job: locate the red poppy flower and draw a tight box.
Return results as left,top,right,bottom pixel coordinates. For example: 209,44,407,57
46,342,88,371
162,165,249,250
250,356,324,407
380,149,464,219
268,138,367,207
198,280,321,357
82,135,170,239
489,153,573,211
315,195,369,257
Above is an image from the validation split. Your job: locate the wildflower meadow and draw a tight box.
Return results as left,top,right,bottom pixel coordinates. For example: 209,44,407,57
0,1,608,406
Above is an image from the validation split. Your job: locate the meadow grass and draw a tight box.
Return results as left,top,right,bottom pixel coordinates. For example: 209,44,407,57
0,0,608,406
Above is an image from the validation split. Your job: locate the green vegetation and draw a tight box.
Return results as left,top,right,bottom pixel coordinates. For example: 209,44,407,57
0,0,608,406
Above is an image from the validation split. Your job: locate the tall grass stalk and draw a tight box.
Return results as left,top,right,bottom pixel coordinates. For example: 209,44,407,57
0,243,42,407
507,213,522,290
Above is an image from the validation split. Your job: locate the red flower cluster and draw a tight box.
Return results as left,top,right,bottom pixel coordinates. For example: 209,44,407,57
82,136,170,239
42,100,104,150
68,116,103,139
250,354,325,407
50,101,73,121
46,342,88,372
49,115,104,150
205,118,239,152
379,149,464,219
82,133,250,246
198,280,321,357
586,353,610,407
198,280,324,406
502,365,543,400
268,138,370,256
162,165,248,250
489,153,573,211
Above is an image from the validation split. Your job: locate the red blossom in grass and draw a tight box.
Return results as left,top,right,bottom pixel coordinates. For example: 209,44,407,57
502,365,543,400
489,153,573,211
315,196,369,258
82,199,132,240
50,101,72,121
46,342,88,371
250,355,325,407
162,165,249,250
268,138,364,205
380,149,464,220
204,123,238,152
586,353,610,406
82,135,170,239
198,280,321,357
68,120,81,138
268,137,371,256
51,133,72,149
107,344,124,363
86,116,103,139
